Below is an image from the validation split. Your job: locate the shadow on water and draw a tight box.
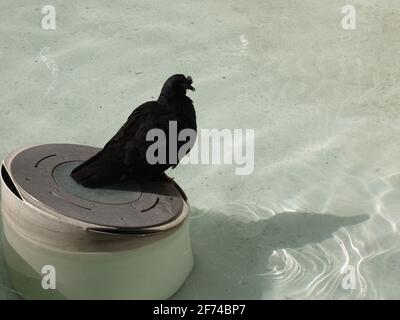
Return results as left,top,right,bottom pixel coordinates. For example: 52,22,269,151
173,207,369,299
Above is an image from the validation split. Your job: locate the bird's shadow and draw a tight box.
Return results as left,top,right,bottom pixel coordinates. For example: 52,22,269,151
172,207,369,299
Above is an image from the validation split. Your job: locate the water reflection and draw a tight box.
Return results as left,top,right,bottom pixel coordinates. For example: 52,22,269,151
173,203,369,299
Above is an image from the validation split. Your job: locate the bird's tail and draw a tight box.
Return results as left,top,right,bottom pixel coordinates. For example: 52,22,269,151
70,151,121,188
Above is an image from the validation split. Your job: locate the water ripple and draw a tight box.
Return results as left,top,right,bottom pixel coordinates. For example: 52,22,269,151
176,202,374,299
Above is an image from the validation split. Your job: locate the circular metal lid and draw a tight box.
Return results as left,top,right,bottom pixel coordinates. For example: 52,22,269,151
6,144,186,231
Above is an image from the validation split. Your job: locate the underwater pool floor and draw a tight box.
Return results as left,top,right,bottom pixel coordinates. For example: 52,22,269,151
1,0,400,299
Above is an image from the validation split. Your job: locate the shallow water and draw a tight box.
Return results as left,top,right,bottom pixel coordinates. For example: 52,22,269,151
1,0,400,299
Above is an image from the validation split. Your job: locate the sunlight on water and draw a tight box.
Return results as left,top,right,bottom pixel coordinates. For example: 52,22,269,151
173,202,398,299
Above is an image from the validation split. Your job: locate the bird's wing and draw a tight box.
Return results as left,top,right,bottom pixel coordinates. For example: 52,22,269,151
70,101,169,186
170,102,197,169
121,102,175,170
103,101,164,148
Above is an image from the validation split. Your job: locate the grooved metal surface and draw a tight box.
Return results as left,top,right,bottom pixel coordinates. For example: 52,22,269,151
8,144,185,229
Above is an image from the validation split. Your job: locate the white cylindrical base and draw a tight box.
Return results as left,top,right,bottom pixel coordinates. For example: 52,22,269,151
1,165,193,299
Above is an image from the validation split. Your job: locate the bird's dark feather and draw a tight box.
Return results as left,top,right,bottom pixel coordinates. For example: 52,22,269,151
71,75,196,188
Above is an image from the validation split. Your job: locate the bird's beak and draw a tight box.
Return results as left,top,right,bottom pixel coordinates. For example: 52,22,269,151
186,76,195,91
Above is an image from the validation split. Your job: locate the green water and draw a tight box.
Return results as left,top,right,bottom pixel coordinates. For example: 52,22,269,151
1,0,400,299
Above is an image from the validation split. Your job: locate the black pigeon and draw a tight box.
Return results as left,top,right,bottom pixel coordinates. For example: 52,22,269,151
70,74,197,188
